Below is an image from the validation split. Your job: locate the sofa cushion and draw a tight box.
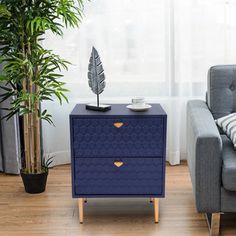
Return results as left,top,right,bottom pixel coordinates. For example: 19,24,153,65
222,135,236,191
216,113,236,148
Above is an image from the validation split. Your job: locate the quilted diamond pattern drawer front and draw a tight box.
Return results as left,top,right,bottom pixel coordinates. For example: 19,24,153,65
74,158,163,195
72,117,164,158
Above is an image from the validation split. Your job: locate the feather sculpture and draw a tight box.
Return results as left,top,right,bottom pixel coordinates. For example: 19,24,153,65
86,47,111,111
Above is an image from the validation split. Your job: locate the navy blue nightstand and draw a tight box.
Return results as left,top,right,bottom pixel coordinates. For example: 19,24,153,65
70,104,167,223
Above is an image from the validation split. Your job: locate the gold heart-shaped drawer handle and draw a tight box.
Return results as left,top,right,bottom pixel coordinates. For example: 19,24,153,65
114,161,124,168
113,122,124,128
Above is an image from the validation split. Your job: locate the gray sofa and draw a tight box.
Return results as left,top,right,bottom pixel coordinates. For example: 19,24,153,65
187,65,236,236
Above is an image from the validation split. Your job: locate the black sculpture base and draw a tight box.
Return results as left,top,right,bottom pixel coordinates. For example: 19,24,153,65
86,104,111,112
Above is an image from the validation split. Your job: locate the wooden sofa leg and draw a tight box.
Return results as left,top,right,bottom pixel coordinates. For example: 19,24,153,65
205,213,221,236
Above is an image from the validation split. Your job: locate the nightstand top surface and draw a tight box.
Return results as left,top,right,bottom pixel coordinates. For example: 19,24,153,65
70,104,166,116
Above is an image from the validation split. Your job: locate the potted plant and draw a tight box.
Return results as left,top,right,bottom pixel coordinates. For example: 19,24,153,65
0,0,85,193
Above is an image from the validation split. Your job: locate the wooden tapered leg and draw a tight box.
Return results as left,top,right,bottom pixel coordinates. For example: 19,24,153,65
154,198,159,223
205,213,221,236
78,198,84,224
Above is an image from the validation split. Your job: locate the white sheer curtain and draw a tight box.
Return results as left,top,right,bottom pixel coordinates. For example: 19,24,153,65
42,0,236,166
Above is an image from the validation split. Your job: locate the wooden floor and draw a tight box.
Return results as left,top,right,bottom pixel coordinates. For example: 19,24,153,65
0,163,236,236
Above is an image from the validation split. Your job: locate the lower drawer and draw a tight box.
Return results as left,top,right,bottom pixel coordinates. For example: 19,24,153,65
73,157,164,195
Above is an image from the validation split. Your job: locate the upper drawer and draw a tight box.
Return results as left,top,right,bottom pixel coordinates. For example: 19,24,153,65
71,117,165,158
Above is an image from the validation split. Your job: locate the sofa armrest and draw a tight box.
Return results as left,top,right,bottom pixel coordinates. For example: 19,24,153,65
187,100,222,213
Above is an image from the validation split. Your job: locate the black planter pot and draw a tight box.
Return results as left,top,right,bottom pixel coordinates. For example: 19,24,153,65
20,171,48,194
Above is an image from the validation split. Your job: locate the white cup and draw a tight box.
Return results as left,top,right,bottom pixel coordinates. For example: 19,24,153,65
132,97,146,107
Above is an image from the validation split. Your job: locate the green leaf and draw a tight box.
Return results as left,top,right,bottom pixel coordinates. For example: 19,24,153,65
54,91,62,105
42,109,47,116
60,92,69,103
0,4,11,18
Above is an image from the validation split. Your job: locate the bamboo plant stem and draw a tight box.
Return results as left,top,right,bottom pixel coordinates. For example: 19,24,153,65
28,113,34,173
23,93,31,172
28,91,35,173
27,41,36,174
34,65,41,173
21,23,32,173
34,98,41,173
35,113,41,173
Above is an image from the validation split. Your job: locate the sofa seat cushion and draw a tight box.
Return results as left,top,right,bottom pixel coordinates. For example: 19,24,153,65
222,135,236,191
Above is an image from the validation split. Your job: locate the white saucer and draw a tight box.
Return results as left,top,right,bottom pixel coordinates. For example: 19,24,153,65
126,104,152,112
